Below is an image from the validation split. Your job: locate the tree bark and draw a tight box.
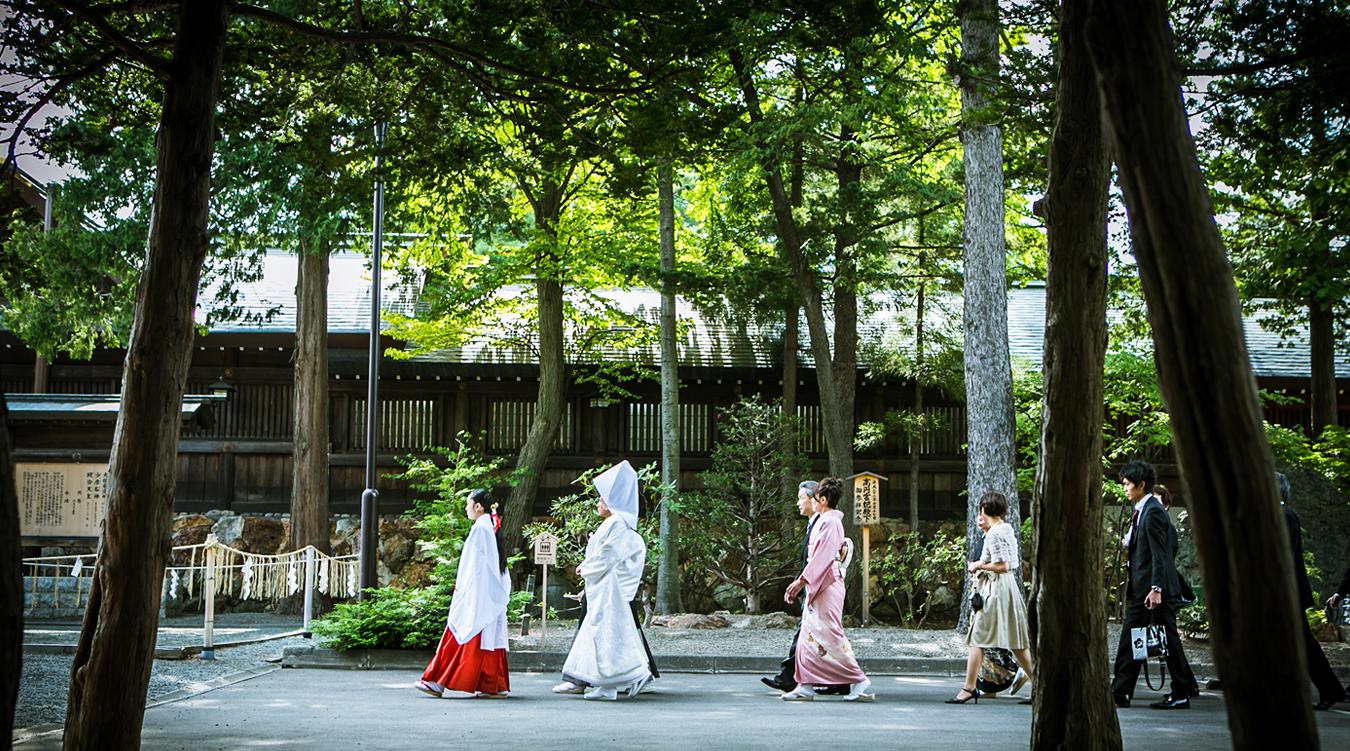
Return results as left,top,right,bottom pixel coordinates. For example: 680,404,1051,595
655,159,683,613
1308,298,1336,437
730,48,859,611
503,182,567,560
958,0,1019,632
1,397,21,747
290,235,331,554
1029,0,1120,746
63,2,229,748
909,249,926,533
1084,2,1318,747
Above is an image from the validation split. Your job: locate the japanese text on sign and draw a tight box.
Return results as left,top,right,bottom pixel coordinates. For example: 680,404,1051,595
17,463,109,538
853,475,881,526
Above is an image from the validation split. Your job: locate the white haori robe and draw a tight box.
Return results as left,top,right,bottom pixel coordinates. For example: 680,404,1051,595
562,515,651,688
446,514,511,651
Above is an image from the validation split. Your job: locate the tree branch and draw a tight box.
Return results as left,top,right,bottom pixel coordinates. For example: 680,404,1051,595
50,0,171,79
231,2,656,96
2,49,122,173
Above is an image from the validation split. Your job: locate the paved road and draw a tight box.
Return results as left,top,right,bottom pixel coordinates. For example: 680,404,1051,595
15,670,1350,750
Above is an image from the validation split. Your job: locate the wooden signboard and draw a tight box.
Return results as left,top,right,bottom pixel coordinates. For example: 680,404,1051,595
847,471,887,626
532,532,558,565
17,462,109,538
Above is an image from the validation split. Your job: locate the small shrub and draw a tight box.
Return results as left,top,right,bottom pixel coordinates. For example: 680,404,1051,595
312,586,534,651
872,525,966,626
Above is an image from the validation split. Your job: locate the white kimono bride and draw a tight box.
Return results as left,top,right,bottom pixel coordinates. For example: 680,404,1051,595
558,461,654,700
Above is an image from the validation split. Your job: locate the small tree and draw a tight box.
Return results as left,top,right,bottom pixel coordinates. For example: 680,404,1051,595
677,396,809,614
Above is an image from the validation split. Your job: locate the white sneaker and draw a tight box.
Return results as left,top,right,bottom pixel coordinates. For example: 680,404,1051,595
552,680,585,695
781,685,816,701
627,675,654,697
583,687,618,701
844,678,875,702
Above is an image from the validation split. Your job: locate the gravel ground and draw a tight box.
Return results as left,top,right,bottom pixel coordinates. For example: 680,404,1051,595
23,612,308,647
15,635,312,730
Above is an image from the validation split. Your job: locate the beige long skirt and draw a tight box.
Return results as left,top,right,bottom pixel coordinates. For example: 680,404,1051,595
966,572,1030,651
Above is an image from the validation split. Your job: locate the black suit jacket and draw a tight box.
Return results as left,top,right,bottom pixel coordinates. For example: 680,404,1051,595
1282,505,1315,610
1127,496,1184,602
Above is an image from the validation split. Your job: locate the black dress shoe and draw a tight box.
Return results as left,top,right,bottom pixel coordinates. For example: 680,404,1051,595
761,677,792,692
1113,695,1130,708
1313,695,1345,711
1205,679,1223,690
1149,695,1190,710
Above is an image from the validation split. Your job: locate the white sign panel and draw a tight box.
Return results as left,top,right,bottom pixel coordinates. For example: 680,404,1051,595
17,463,109,538
533,532,558,565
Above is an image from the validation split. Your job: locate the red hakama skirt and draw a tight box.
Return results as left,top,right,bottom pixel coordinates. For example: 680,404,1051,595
421,629,510,694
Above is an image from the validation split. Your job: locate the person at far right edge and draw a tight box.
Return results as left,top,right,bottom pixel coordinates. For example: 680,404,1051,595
1277,472,1347,711
1110,460,1199,709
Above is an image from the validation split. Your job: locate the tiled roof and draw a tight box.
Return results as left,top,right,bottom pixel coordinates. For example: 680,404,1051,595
198,249,420,333
200,259,1346,378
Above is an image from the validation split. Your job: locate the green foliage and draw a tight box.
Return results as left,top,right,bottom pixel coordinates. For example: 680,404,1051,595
1267,424,1350,497
523,461,666,582
872,525,966,626
671,396,809,613
311,585,452,651
392,434,513,586
311,585,534,651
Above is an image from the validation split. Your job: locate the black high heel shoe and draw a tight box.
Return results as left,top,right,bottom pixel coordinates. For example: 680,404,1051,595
945,687,980,704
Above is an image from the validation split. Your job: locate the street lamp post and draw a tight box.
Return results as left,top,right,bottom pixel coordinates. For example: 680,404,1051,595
358,123,387,599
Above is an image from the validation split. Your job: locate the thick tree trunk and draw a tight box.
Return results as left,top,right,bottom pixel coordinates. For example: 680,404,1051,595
63,3,229,748
503,186,567,560
1029,0,1120,746
655,160,683,613
1084,2,1318,747
958,0,1019,632
1,397,21,746
290,236,331,554
1308,299,1336,436
730,49,860,612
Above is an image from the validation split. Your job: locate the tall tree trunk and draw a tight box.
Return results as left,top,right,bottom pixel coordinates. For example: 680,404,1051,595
655,159,683,613
730,49,859,611
503,184,567,560
290,236,331,554
1084,2,1318,748
63,2,229,748
958,0,1019,632
1029,0,1120,746
1,397,21,747
1308,298,1336,436
909,259,925,533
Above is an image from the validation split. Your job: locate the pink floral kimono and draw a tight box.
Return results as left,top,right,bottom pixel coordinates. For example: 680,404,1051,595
794,509,868,686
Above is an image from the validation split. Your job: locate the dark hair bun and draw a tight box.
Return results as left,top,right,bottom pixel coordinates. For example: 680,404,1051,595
817,476,844,508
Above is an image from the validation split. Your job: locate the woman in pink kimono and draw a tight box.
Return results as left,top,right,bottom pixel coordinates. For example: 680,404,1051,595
781,477,875,702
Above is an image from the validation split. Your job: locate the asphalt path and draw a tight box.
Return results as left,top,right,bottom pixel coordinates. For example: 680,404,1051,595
15,670,1350,750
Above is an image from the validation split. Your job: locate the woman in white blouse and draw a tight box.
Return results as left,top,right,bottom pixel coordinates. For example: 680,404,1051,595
946,492,1035,704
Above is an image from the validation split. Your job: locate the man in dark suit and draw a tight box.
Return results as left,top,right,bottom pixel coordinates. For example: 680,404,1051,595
1278,472,1347,711
760,480,846,695
1111,460,1199,709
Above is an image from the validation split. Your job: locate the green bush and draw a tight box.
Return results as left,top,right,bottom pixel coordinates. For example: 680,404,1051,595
872,525,966,626
312,585,452,650
312,585,535,651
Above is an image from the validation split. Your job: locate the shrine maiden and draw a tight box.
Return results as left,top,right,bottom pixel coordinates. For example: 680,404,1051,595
416,489,512,699
555,461,656,701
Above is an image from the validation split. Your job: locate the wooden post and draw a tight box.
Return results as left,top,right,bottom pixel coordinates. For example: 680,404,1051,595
540,562,548,650
202,536,217,660
861,526,871,626
302,547,315,638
